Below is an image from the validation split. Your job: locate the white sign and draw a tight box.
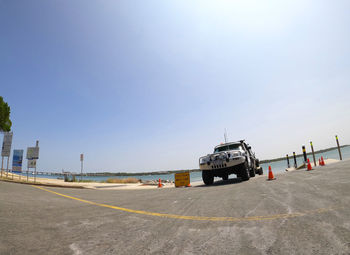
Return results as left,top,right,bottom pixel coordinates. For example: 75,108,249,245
26,147,39,160
1,132,13,157
27,159,37,168
80,154,84,161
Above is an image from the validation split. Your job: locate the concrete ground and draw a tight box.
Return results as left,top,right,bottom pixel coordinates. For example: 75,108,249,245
1,160,350,255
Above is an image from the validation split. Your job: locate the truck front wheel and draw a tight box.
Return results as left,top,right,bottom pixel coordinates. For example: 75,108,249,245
202,171,214,185
240,162,250,181
249,168,256,177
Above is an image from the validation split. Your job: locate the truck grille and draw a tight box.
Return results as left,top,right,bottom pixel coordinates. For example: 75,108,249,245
212,163,227,169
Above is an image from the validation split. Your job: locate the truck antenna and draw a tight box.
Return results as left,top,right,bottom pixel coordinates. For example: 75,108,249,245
224,129,228,143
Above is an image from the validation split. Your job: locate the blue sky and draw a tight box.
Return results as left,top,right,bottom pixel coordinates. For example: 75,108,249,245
1,0,349,172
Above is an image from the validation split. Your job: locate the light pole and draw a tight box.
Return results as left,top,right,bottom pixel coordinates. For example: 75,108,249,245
80,154,84,181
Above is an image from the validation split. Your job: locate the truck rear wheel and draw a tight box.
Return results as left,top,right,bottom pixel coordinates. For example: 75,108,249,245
202,171,214,185
222,174,228,181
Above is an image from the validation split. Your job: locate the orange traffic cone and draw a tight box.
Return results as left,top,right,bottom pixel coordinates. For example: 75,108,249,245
158,178,163,188
321,156,325,166
307,158,313,171
267,166,276,181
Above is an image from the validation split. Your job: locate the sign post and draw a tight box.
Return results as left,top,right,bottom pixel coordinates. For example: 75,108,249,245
293,152,297,168
35,141,39,182
26,163,29,182
6,156,9,178
1,132,13,179
302,145,307,164
6,156,9,179
310,141,316,167
80,154,84,181
26,141,39,183
1,156,3,178
335,135,342,160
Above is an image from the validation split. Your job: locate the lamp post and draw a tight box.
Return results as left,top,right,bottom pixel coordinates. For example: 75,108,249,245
80,154,84,181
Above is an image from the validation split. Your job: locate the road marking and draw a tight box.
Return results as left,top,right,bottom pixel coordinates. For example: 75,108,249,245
33,185,338,222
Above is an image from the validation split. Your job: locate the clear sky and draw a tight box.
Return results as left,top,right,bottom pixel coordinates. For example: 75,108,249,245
1,0,349,173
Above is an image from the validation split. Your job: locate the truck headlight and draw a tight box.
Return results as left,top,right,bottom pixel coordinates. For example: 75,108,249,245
199,157,207,165
232,152,241,157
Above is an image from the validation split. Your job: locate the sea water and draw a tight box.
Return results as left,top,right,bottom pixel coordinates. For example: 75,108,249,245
17,146,350,183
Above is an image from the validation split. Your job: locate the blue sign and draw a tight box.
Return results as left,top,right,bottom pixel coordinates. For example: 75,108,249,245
12,149,24,172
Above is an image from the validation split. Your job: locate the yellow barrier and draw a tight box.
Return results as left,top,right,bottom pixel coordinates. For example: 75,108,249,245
175,172,190,187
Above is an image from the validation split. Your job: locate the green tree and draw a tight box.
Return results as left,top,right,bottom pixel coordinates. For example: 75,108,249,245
0,96,12,132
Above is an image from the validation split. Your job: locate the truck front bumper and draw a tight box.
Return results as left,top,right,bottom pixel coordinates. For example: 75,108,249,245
199,156,245,171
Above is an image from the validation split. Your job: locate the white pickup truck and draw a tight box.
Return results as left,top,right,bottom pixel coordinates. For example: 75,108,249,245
199,141,263,185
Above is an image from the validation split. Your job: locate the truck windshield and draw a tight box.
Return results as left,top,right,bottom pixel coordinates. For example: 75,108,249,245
214,144,242,153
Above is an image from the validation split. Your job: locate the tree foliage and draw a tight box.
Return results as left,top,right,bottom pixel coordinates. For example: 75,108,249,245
0,96,12,132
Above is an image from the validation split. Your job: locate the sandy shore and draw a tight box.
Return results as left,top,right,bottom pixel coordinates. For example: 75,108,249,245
0,171,178,190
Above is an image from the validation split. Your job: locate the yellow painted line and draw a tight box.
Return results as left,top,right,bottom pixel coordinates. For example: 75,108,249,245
33,185,338,222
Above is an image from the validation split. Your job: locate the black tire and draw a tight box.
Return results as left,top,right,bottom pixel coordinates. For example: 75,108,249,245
240,162,250,181
249,168,256,177
222,174,228,181
258,167,263,175
202,171,214,185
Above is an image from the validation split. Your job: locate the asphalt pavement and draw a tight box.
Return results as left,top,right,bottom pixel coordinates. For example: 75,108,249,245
1,160,350,255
